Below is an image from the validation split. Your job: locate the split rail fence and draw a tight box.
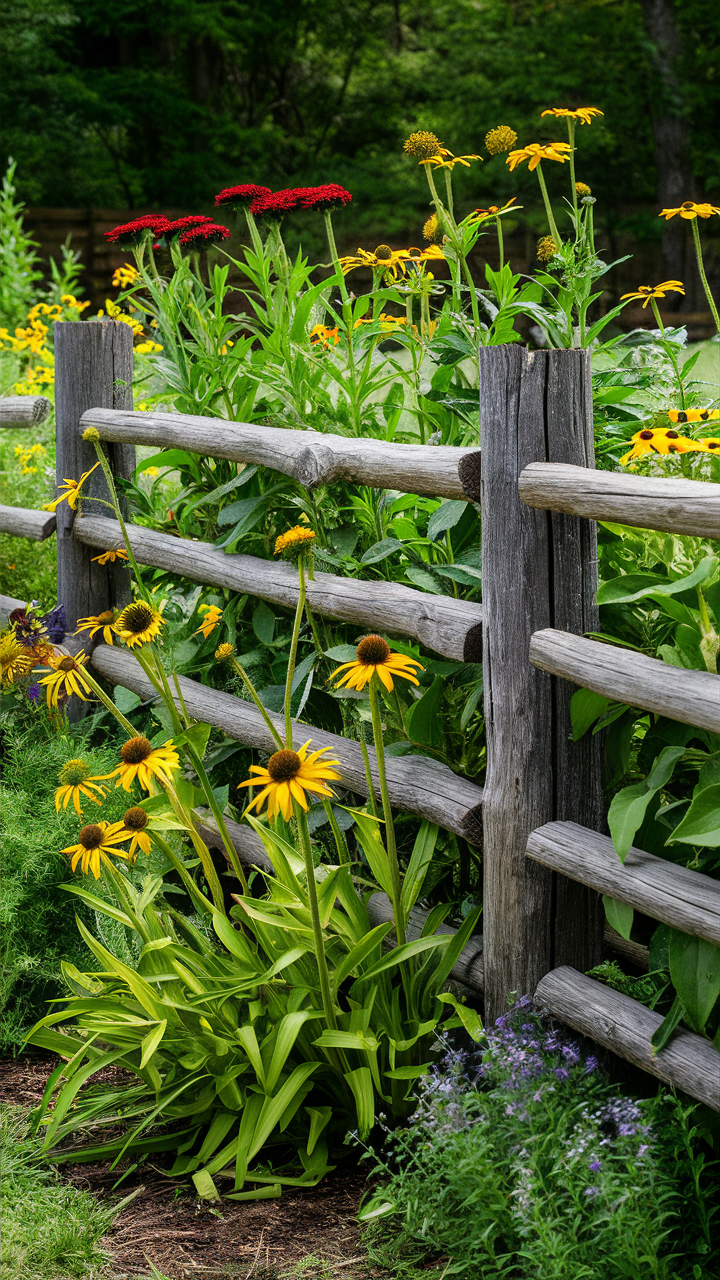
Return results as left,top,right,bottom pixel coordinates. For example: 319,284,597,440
2,321,718,1112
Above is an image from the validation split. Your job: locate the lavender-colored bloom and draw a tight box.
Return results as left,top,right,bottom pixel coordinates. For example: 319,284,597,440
554,1068,569,1082
585,1186,600,1198
42,603,66,643
26,683,40,703
589,1158,601,1172
584,1056,599,1074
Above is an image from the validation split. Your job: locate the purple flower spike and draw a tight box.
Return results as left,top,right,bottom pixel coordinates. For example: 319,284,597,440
26,683,40,703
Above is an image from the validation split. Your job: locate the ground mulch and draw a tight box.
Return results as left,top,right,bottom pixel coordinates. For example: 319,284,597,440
0,1055,384,1280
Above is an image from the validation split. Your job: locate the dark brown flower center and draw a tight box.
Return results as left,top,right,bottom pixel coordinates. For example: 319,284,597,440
708,441,719,449
122,603,154,633
267,749,301,783
357,634,391,665
375,245,393,262
123,806,148,831
78,824,103,849
58,656,77,672
682,202,694,210
665,430,679,439
121,736,153,764
639,431,654,440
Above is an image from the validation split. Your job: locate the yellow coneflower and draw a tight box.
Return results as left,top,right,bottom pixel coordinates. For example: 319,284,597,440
468,197,518,224
575,182,592,197
659,202,720,221
338,244,405,277
55,758,109,816
115,600,164,648
194,603,223,639
75,610,120,644
91,549,129,565
506,142,572,172
485,125,518,155
698,437,720,452
215,642,236,662
238,740,341,823
537,235,558,262
62,821,132,880
40,651,94,708
310,323,341,346
109,736,180,792
423,213,441,243
112,264,139,288
426,148,482,170
541,107,604,126
331,634,424,693
274,525,316,558
619,428,707,466
118,806,152,857
667,408,719,425
403,131,442,161
0,633,32,686
42,462,101,513
620,281,685,307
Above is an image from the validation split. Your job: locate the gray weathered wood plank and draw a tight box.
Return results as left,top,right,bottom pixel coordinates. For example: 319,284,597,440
79,407,483,500
519,462,720,541
535,966,720,1111
0,505,56,540
90,643,484,842
73,514,483,662
530,629,720,734
0,395,51,429
527,821,720,944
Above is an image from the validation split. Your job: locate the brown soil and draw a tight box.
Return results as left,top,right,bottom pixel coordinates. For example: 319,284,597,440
0,1056,385,1280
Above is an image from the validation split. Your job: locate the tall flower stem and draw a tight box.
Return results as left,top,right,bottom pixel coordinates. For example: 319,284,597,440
566,119,578,233
185,742,249,894
283,555,307,748
535,163,561,247
84,435,152,604
77,667,137,736
691,219,720,335
295,802,338,1030
322,798,350,865
650,298,686,406
360,736,380,819
323,210,349,305
367,675,405,945
229,656,283,748
150,830,214,914
102,861,151,943
243,208,265,259
496,217,505,271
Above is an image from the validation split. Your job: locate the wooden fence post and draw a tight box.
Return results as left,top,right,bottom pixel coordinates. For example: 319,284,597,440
480,345,604,1023
54,319,135,649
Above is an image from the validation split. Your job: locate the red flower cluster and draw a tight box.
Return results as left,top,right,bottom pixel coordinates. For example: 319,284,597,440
105,215,170,245
214,184,272,209
178,222,231,249
250,184,353,219
163,215,214,237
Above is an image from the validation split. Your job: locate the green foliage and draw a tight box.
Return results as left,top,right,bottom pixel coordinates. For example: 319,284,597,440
0,158,43,330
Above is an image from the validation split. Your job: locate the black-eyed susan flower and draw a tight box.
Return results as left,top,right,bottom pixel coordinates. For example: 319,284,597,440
331,634,424,693
699,437,720,451
91,548,129,565
541,107,604,126
310,323,341,346
40,652,94,708
75,610,121,644
339,244,405,277
0,633,32,686
238,741,341,823
468,197,518,224
109,736,180,792
119,806,152,857
506,142,572,172
619,428,707,466
403,131,442,161
485,125,518,155
55,758,109,815
426,148,482,170
115,600,164,648
112,264,139,288
668,407,719,424
194,603,223,639
42,461,101,513
62,821,132,879
659,202,720,220
537,235,558,262
274,525,316,558
620,281,685,307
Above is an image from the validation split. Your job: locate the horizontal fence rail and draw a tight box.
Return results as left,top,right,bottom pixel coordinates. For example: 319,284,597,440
526,821,720,945
0,505,57,541
529,628,720,735
80,408,483,500
74,515,483,662
0,395,51,429
519,462,720,541
535,966,720,1111
91,643,485,843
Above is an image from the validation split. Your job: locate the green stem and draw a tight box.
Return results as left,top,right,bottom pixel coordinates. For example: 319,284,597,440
459,253,481,334
150,830,214,914
230,657,284,749
367,675,405,945
164,785,225,910
360,735,380,819
296,803,338,1029
86,440,152,604
567,119,578,234
243,208,265,259
78,666,138,736
323,210,349,304
322,798,350,865
443,169,454,219
496,217,504,271
102,860,151,943
304,597,325,660
691,218,720,335
650,298,685,407
185,743,249,894
535,163,561,247
284,555,307,748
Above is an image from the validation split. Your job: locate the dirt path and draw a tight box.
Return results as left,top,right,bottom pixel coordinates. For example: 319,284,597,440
0,1056,383,1280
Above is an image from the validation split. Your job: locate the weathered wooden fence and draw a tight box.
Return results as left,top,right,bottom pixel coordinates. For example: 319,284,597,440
2,319,719,1111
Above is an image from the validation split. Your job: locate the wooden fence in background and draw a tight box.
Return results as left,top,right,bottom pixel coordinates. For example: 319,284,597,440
2,320,718,1112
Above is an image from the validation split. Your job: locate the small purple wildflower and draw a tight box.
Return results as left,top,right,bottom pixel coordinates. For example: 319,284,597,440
26,683,41,703
589,1158,602,1172
585,1186,600,1198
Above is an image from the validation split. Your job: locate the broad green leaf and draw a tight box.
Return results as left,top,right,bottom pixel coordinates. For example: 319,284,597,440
352,935,450,985
248,1061,320,1161
350,809,393,898
650,995,686,1053
426,907,482,995
608,746,686,861
313,1030,379,1052
265,1011,317,1093
252,600,275,644
226,1183,281,1201
212,911,257,965
135,448,198,477
383,1064,432,1080
360,537,402,565
602,896,634,941
344,1066,375,1137
427,500,469,541
174,722,212,759
668,930,720,1033
305,1106,332,1155
192,1168,221,1201
139,1020,167,1068
401,820,438,916
74,918,166,1020
234,1025,265,1085
357,1197,395,1222
668,784,720,848
460,680,483,731
194,1109,237,1166
333,924,392,989
597,556,718,606
405,677,444,750
60,885,133,926
570,688,611,741
437,992,483,1041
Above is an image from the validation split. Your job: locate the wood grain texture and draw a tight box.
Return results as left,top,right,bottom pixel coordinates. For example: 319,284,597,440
80,407,483,500
527,821,720,945
604,927,650,972
90,644,484,842
54,321,135,636
535,966,720,1111
0,505,56,540
74,514,483,662
530,628,720,734
479,346,603,1023
0,395,51,428
519,462,720,540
